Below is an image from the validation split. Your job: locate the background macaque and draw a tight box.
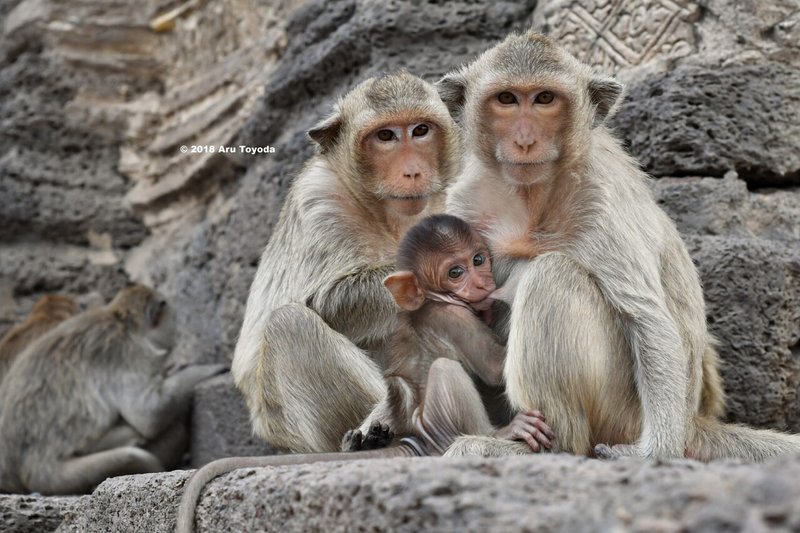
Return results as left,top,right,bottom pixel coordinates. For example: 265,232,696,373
344,214,554,454
437,31,800,462
0,294,77,384
0,284,225,495
232,71,461,453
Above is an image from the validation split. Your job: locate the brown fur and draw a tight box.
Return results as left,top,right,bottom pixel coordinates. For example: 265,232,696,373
0,295,77,384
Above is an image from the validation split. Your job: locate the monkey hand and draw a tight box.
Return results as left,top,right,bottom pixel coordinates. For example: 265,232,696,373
492,410,555,452
342,421,394,452
593,443,641,460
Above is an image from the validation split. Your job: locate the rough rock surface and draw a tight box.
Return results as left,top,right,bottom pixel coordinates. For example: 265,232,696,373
0,494,78,533
48,454,800,532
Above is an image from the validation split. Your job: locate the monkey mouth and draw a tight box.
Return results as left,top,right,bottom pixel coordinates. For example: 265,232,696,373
388,194,428,201
501,160,549,167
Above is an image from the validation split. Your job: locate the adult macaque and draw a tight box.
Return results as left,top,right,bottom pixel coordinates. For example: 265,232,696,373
438,31,800,461
344,214,554,454
0,285,226,495
232,71,461,453
0,294,77,384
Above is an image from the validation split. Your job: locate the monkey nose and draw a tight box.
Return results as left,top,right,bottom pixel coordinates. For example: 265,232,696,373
403,171,422,179
515,139,534,152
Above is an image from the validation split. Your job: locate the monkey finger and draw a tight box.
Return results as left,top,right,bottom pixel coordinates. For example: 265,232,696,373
515,414,556,440
529,418,556,440
520,424,553,448
522,409,546,420
516,430,541,452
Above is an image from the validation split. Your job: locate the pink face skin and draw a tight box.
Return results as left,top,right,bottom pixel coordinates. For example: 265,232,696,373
362,121,442,217
480,85,568,185
434,237,496,311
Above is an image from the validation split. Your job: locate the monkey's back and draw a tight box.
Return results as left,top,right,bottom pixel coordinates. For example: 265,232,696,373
0,313,127,490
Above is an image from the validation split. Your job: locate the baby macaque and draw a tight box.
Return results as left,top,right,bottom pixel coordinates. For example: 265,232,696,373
344,214,555,454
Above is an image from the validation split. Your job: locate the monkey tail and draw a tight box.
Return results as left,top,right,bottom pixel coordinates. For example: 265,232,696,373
176,442,424,533
699,339,726,418
689,416,800,462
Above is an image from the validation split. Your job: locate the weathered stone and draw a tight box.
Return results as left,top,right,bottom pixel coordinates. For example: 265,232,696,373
55,454,800,533
688,236,800,431
651,173,800,241
612,62,800,187
190,374,277,467
0,494,78,533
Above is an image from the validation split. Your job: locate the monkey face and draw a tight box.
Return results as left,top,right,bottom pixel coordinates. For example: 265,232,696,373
435,241,496,310
479,85,568,186
362,121,443,216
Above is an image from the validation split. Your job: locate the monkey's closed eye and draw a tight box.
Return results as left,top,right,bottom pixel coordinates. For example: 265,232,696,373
377,129,395,141
412,124,429,137
535,91,555,104
497,92,517,105
473,253,485,266
448,266,465,279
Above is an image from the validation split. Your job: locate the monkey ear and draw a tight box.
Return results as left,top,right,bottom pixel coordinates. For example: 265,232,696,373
436,70,468,119
308,113,343,153
383,271,425,311
588,77,623,127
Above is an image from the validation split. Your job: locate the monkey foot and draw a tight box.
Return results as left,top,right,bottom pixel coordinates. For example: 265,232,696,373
594,443,639,460
343,422,394,451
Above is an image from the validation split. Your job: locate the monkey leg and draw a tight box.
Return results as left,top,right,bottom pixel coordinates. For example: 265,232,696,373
413,358,496,454
24,446,163,495
688,417,800,462
258,303,386,453
503,253,638,456
78,424,145,455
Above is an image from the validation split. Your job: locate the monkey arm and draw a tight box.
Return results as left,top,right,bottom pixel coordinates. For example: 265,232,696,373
430,306,505,386
308,262,398,345
587,235,689,459
116,365,226,439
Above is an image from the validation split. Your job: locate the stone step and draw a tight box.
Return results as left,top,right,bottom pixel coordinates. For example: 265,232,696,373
3,454,798,532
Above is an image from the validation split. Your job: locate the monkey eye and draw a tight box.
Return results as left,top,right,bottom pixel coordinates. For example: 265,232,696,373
497,92,517,105
535,91,555,104
473,253,485,266
376,129,395,141
411,124,429,137
448,266,465,279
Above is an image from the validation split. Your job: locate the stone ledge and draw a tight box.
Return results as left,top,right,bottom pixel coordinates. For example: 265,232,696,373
47,453,800,532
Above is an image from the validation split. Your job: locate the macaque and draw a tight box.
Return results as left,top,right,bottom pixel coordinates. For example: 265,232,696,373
0,285,226,495
0,294,77,384
437,31,800,461
344,214,554,454
232,71,461,454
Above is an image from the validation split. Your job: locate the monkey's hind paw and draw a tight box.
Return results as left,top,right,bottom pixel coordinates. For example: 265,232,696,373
342,422,394,452
342,429,365,452
362,421,394,450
